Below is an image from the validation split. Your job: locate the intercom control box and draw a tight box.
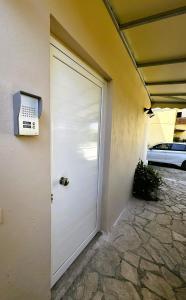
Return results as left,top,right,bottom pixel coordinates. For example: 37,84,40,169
13,91,42,136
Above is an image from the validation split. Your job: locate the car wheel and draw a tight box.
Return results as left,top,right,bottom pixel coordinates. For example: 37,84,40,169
181,161,186,171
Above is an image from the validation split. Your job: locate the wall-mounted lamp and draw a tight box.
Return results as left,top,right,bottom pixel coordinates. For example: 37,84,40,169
144,107,155,118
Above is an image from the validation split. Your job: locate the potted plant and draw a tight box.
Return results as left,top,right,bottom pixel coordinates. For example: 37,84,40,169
133,160,163,201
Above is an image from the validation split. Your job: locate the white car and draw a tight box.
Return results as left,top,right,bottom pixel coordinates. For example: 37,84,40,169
147,143,186,170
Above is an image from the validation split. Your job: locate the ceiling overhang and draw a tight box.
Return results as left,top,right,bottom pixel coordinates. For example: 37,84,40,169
103,0,186,109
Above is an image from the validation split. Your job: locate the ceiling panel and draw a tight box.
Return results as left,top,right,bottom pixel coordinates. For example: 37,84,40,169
147,84,186,94
124,15,186,62
151,96,186,102
151,96,186,108
109,0,186,23
104,0,186,109
171,96,186,100
140,63,186,82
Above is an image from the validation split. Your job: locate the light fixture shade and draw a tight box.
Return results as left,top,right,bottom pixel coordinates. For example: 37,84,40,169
147,108,153,115
144,107,155,118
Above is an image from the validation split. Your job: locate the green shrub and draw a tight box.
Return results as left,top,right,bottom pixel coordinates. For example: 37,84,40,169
173,137,180,142
133,160,163,200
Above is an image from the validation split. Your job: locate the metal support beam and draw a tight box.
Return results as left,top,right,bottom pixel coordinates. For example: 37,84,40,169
102,0,137,68
151,96,186,103
167,96,186,102
102,0,151,103
150,93,186,97
152,100,186,104
119,6,186,30
151,101,186,109
137,57,186,68
146,80,186,86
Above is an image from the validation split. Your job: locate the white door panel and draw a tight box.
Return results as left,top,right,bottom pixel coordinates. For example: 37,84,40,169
51,41,104,285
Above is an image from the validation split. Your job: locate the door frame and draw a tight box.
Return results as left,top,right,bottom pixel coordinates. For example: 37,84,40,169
50,36,107,286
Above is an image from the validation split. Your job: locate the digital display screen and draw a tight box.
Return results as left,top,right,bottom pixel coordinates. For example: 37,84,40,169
23,121,31,125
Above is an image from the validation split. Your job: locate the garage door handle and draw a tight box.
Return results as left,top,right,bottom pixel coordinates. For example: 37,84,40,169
59,177,69,186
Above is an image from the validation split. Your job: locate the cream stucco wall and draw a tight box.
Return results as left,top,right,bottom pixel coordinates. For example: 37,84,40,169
0,1,149,299
0,1,51,300
148,109,177,147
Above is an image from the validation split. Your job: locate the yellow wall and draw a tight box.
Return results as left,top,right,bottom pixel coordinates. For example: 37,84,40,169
148,109,177,147
0,1,150,299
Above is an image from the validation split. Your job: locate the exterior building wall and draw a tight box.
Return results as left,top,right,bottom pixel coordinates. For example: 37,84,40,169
0,1,150,299
148,109,177,147
0,1,51,300
175,130,186,140
181,109,186,117
174,109,186,141
174,122,186,140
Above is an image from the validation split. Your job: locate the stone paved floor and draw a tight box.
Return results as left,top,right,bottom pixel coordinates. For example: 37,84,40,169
62,166,186,300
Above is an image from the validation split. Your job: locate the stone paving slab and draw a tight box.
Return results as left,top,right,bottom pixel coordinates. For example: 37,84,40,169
58,166,186,300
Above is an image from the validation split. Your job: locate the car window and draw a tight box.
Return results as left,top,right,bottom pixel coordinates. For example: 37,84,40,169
171,144,186,151
153,143,171,150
